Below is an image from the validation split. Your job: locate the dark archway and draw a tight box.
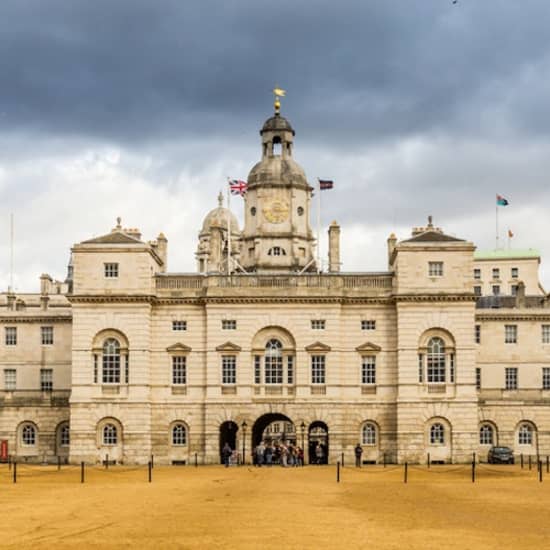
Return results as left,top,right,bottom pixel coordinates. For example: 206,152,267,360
308,421,329,464
252,413,294,448
219,421,238,464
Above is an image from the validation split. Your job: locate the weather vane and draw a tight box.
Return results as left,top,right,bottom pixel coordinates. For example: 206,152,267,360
273,86,286,114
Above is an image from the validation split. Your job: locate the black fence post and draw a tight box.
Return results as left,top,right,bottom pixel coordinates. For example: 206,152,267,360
13,461,17,484
529,455,532,470
105,454,109,469
404,462,408,484
341,452,344,468
383,453,386,468
195,453,198,467
336,461,340,483
547,455,549,474
539,461,543,483
8,454,11,471
521,453,524,469
57,455,61,471
472,452,476,464
472,459,476,483
148,461,152,483
80,461,85,484
151,454,154,469
427,453,430,468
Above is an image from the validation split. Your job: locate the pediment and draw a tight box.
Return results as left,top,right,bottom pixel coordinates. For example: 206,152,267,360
215,341,242,352
166,342,192,353
305,341,332,352
355,341,381,353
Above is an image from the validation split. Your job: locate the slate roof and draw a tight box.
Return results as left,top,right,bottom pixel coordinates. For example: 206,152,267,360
81,232,143,245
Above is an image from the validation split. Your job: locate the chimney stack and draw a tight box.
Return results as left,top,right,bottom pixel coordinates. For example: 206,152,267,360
157,232,168,272
387,233,397,269
328,221,341,273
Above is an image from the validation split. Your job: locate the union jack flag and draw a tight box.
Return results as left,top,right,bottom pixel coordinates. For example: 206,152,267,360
229,179,248,196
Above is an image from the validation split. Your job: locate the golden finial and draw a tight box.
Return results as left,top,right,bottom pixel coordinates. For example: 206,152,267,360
273,87,286,114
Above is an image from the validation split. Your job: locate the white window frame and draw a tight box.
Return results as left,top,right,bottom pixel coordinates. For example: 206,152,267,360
479,424,494,445
4,369,16,391
426,337,446,383
311,355,326,385
222,319,237,330
41,326,54,345
362,423,377,446
361,320,376,330
428,262,444,277
505,325,517,344
430,423,445,445
311,320,326,330
542,325,550,344
5,327,17,346
542,368,550,390
518,424,533,445
505,367,518,390
221,355,237,385
60,424,70,447
21,424,37,446
40,369,53,392
361,356,376,385
172,424,187,446
172,320,187,331
104,263,119,278
102,424,118,445
102,338,121,384
172,356,187,385
265,339,283,384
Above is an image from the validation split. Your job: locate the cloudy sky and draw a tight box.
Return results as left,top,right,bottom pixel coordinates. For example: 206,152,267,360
1,0,550,291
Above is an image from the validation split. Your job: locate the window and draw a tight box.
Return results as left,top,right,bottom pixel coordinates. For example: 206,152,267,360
542,325,550,344
505,325,517,344
40,369,53,392
265,339,283,384
5,327,17,346
172,424,187,446
479,425,494,445
505,367,518,390
103,424,118,445
474,286,482,297
361,320,376,330
60,425,70,446
311,320,326,330
427,337,446,383
475,325,481,344
221,355,236,385
267,247,286,256
222,320,237,330
428,262,443,277
543,368,550,390
172,356,187,385
492,268,500,279
311,355,326,384
102,338,121,384
430,423,445,445
361,356,376,385
362,423,376,445
287,356,294,385
104,263,119,278
172,320,187,331
492,285,500,296
4,369,16,391
22,424,36,446
511,285,518,296
476,368,481,390
93,354,98,384
518,424,533,445
254,355,261,384
418,354,424,383
511,267,519,279
41,326,54,345
474,268,481,279
449,354,455,383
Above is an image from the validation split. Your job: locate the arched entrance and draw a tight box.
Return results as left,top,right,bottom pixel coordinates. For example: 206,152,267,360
219,421,239,464
308,421,329,464
252,413,294,448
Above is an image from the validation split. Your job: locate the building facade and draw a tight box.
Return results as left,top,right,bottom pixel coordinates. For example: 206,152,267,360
1,108,550,465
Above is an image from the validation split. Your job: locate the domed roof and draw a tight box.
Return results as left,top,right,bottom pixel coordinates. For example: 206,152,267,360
261,113,295,135
247,156,308,188
201,206,240,234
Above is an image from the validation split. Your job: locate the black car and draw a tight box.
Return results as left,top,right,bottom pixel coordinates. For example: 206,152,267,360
487,446,515,464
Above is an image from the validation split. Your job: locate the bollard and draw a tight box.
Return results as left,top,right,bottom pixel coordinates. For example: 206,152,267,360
427,453,430,468
404,462,408,484
57,455,61,471
148,461,152,483
472,460,476,483
105,454,109,469
547,456,549,474
539,461,543,483
341,452,344,468
529,455,532,470
336,461,340,483
472,452,476,464
13,461,17,484
521,453,524,469
151,454,154,469
8,454,11,471
383,453,386,468
195,453,198,468
81,461,85,484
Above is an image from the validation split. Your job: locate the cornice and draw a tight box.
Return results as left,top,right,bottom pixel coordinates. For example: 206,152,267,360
68,294,156,304
395,294,476,303
0,315,72,324
476,312,550,322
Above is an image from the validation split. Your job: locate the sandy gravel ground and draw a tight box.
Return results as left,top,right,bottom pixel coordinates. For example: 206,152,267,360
1,462,549,549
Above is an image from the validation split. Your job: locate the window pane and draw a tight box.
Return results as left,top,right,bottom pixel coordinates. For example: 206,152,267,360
41,326,54,345
222,355,236,385
311,355,325,384
40,369,53,392
361,356,376,384
172,356,187,385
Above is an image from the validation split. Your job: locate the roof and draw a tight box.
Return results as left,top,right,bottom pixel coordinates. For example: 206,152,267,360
261,113,295,135
401,231,465,243
474,249,540,260
81,232,143,245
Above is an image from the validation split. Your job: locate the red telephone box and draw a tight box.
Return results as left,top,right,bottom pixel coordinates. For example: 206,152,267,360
0,440,8,462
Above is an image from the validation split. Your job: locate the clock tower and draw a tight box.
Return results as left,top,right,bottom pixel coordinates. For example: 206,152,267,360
241,105,316,272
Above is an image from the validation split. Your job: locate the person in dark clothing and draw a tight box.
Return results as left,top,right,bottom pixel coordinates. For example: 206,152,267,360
222,442,232,467
354,443,363,467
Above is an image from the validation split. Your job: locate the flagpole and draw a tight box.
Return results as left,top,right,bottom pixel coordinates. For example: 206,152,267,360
495,202,499,250
9,213,14,292
227,179,231,275
316,178,321,273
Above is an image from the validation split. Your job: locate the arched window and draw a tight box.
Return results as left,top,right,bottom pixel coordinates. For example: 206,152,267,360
60,424,70,446
362,423,377,446
103,338,121,384
172,424,187,446
427,337,446,383
518,423,533,445
265,339,283,384
479,424,494,445
430,423,445,445
103,424,118,445
21,424,36,446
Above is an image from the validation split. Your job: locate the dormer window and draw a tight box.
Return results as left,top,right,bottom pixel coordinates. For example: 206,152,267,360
268,247,286,256
104,263,119,278
428,262,443,277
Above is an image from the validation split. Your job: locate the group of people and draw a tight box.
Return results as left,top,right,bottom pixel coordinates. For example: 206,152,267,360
221,441,327,467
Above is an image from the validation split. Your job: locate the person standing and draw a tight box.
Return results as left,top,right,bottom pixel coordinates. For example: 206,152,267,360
354,443,363,467
264,443,273,466
256,442,265,467
222,442,232,467
315,443,324,465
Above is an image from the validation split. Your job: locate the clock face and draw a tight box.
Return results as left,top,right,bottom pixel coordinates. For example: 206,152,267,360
262,200,289,223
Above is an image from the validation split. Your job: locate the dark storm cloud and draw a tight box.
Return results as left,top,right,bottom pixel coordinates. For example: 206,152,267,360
2,0,550,144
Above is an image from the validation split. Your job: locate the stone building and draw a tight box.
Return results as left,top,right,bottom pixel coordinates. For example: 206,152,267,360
1,107,550,465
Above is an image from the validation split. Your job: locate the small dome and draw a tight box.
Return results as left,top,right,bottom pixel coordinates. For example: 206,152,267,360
248,156,308,188
261,114,295,135
201,206,240,234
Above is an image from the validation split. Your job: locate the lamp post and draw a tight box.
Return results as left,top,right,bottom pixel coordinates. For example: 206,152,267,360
241,421,247,465
300,421,306,464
